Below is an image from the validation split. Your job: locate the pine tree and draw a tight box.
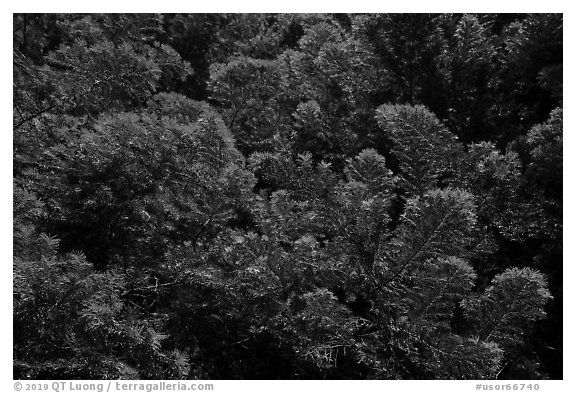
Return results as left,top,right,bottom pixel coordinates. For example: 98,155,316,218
13,186,189,379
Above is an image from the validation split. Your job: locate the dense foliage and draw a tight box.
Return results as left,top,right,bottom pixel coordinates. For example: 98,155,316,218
13,13,562,380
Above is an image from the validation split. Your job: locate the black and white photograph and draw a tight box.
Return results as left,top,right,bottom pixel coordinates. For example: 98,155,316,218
11,8,564,384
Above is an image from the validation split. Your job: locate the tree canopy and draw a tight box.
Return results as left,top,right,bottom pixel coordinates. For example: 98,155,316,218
13,13,562,380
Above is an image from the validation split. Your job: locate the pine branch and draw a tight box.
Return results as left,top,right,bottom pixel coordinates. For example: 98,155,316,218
120,282,176,298
382,208,450,287
13,105,55,131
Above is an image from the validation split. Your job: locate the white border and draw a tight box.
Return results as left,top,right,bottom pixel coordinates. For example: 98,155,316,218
3,2,572,391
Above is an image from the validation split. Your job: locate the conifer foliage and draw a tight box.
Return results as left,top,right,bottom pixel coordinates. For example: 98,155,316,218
13,13,561,380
